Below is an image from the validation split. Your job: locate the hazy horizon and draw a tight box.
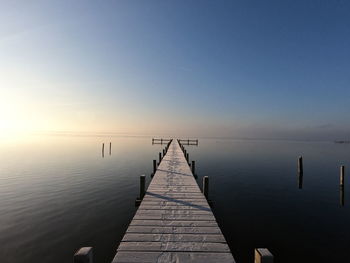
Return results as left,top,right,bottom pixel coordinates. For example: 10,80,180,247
1,1,350,140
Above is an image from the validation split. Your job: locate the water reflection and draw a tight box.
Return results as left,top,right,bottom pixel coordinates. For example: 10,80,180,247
340,186,345,206
298,173,303,189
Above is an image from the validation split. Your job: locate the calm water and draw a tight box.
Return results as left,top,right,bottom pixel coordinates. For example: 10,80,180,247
0,135,349,263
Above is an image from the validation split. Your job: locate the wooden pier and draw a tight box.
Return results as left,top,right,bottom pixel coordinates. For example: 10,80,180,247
112,139,235,262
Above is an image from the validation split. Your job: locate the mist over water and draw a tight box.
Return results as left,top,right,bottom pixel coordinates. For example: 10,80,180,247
0,135,349,263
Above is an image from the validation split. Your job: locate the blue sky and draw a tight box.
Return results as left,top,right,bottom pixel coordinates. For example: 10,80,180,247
1,0,349,139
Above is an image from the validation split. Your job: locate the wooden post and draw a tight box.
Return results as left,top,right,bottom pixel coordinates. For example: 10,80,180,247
109,142,111,155
102,143,104,157
297,156,303,188
161,138,163,144
340,165,345,187
159,152,162,165
152,138,154,145
184,149,187,157
188,139,189,144
163,149,165,156
140,175,145,199
151,159,157,177
298,156,303,176
192,160,197,179
186,153,189,163
74,247,93,263
135,175,146,206
203,176,209,199
255,248,273,263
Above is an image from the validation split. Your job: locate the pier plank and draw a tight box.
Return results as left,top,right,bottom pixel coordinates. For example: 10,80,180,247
113,252,235,263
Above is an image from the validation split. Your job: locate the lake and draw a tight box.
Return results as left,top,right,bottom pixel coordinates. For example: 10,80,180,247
0,135,349,263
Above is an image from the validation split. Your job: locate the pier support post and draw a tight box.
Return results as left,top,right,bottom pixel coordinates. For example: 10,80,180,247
340,165,345,187
340,166,345,206
203,176,209,199
192,160,197,179
135,175,146,206
140,175,145,198
255,248,273,263
297,156,303,189
151,160,157,178
298,156,303,176
74,247,93,263
102,143,104,157
159,152,162,165
109,142,111,155
186,153,189,163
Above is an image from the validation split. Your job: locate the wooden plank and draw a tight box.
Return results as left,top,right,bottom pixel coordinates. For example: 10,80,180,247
139,205,211,211
112,139,235,262
126,226,222,234
144,193,206,198
117,241,231,252
112,252,235,263
129,220,218,227
140,200,210,206
122,233,226,242
135,209,213,215
142,197,208,202
133,214,216,221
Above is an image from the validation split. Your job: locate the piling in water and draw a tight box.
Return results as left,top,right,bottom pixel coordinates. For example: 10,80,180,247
135,175,146,206
109,142,112,155
151,160,157,178
192,160,197,179
340,166,345,206
340,165,345,187
74,247,93,263
298,156,303,176
203,176,209,199
158,152,162,165
254,248,273,263
297,156,303,189
140,175,145,199
102,143,104,158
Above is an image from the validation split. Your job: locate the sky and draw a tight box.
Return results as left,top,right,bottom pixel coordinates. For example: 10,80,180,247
1,0,350,140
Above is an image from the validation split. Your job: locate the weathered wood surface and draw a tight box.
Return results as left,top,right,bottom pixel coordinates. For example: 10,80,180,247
112,140,235,263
